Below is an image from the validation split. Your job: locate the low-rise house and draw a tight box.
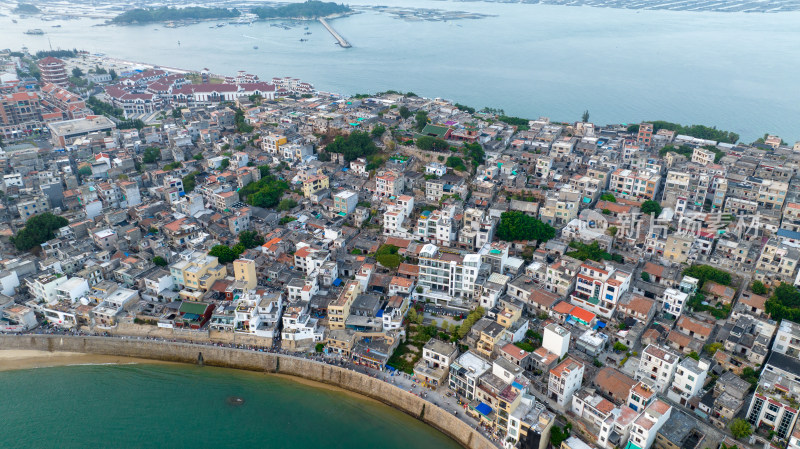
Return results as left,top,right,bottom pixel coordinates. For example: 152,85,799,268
548,356,585,407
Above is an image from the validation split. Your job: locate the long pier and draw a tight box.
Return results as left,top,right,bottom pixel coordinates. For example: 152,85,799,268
318,18,351,48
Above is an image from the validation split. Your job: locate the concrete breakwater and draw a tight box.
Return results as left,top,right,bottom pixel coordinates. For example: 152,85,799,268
318,18,351,48
0,335,494,449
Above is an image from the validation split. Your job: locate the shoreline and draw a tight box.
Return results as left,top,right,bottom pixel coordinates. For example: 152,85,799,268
0,349,385,406
0,335,495,449
0,349,176,372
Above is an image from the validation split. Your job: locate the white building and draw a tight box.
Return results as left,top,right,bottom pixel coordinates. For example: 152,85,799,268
635,344,680,393
773,320,800,358
234,291,283,338
662,288,688,318
627,400,672,449
548,356,585,407
55,277,90,303
26,274,68,304
570,260,632,319
0,270,20,296
542,323,570,358
333,190,358,215
449,351,491,401
417,243,483,306
425,162,447,176
666,357,709,406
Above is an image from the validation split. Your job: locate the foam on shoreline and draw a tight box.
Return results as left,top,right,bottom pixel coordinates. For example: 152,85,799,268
0,350,174,372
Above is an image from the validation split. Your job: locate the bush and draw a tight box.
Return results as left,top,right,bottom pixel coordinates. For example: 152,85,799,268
729,418,752,439
613,342,629,352
279,216,297,225
751,280,768,295
152,256,168,267
496,211,555,243
683,264,732,288
277,198,298,212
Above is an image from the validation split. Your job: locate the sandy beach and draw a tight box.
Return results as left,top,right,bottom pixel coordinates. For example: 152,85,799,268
0,350,174,372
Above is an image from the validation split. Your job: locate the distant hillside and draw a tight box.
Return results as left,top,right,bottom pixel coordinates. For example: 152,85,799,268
252,1,351,19
112,7,241,24
14,3,41,14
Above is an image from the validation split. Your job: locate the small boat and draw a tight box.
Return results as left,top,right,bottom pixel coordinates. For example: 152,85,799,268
24,29,44,35
52,24,61,28
299,38,307,42
304,31,311,35
253,45,258,49
12,19,18,23
304,26,308,30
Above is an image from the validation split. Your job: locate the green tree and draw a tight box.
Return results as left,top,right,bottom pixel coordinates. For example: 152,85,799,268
239,174,290,209
376,244,401,270
152,256,168,267
370,125,386,139
182,171,199,193
640,200,662,216
209,245,238,264
324,131,379,162
446,156,467,171
407,308,418,324
688,351,700,360
142,147,161,164
751,280,768,295
77,166,93,178
704,342,723,355
682,264,732,288
218,158,230,170
72,67,84,78
765,282,800,323
607,226,618,236
550,424,571,448
496,211,555,243
11,213,69,251
729,418,752,439
582,109,590,123
398,105,411,119
238,230,264,249
641,271,651,282
600,193,616,202
414,110,428,132
277,198,298,212
415,136,449,152
613,342,629,352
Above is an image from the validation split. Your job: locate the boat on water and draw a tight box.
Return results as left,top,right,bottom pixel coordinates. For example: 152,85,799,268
304,31,311,35
51,24,61,28
299,38,308,42
216,23,226,27
12,19,18,23
253,45,258,49
24,29,44,35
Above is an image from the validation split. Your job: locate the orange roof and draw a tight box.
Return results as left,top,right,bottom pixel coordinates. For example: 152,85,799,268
552,301,574,314
294,247,312,258
570,306,596,323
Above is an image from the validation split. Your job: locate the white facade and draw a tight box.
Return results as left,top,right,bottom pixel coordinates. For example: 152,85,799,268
662,288,688,318
635,344,680,393
666,358,709,405
542,323,570,358
548,357,585,407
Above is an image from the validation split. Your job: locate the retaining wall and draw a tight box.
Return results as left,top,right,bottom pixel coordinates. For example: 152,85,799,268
0,335,494,449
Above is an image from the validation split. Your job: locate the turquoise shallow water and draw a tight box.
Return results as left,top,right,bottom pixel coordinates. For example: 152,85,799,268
0,363,462,449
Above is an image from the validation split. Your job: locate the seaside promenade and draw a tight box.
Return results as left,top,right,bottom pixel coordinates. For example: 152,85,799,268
0,332,501,449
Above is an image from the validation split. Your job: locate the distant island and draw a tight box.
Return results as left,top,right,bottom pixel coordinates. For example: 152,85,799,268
252,1,352,19
111,6,241,24
13,3,41,14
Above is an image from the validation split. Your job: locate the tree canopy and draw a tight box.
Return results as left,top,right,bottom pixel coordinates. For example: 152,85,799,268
765,283,800,323
600,193,616,202
398,106,411,119
630,121,739,144
414,111,428,132
496,211,555,243
565,241,622,263
729,418,752,439
416,136,449,152
142,147,161,164
239,173,290,209
11,213,69,251
324,131,379,162
209,245,240,264
238,230,264,249
640,200,662,216
252,1,350,19
682,264,732,288
376,244,401,270
152,256,168,267
112,6,240,24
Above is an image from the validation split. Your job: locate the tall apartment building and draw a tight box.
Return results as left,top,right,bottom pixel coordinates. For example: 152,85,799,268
637,122,654,148
1,91,45,138
569,260,632,319
329,280,360,330
417,243,482,305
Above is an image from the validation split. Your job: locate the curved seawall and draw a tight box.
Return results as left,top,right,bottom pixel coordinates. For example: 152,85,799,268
0,335,494,449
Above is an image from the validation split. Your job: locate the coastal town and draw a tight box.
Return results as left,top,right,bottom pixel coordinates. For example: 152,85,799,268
3,47,800,449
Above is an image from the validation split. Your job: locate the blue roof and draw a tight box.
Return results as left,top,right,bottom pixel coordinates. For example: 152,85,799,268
376,310,384,318
777,228,800,240
511,381,523,390
475,402,492,416
332,278,343,286
596,321,606,328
